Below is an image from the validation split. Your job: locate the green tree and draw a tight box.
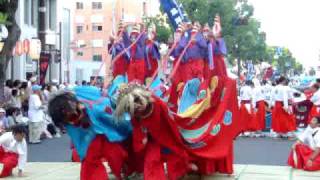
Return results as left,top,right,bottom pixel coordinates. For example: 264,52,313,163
0,0,21,103
143,15,173,43
266,46,303,75
294,62,303,74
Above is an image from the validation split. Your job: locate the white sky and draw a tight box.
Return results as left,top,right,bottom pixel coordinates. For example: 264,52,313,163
248,0,320,68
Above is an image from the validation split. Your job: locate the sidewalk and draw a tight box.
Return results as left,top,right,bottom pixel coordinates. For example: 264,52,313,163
5,163,320,179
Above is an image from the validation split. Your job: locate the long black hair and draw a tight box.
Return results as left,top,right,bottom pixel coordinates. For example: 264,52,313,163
48,92,78,128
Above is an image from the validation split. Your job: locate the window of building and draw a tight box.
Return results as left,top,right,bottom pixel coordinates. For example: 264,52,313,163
76,2,84,9
76,26,84,33
91,15,103,23
92,2,102,10
77,51,84,56
93,54,102,62
91,39,103,48
77,40,86,48
92,24,103,32
75,16,85,23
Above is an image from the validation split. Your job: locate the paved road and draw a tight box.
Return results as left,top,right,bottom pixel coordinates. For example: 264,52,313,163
234,137,292,166
28,135,293,166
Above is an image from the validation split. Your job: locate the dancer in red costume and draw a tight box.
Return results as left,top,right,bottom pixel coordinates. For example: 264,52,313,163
174,23,207,83
288,116,320,171
0,125,27,178
204,15,228,80
145,24,160,80
123,24,147,84
114,84,192,180
168,24,185,111
252,83,267,133
48,90,130,180
271,77,296,137
309,84,320,123
109,21,130,78
239,80,255,135
168,22,208,112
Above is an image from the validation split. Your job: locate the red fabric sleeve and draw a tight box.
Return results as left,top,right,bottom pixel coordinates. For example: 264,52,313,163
132,118,147,153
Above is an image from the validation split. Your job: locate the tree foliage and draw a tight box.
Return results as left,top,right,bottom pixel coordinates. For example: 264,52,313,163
267,46,303,75
0,0,21,103
143,15,173,43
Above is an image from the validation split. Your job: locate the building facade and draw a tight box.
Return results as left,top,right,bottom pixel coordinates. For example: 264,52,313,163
70,0,159,84
6,0,73,83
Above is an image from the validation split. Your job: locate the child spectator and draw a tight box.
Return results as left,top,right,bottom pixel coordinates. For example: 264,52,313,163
0,125,27,177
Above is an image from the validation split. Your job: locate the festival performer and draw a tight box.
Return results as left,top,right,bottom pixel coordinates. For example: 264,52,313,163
252,83,267,135
239,80,255,135
288,116,320,171
145,24,160,81
269,81,277,109
261,80,272,107
114,83,192,180
292,91,312,128
304,83,320,100
48,86,131,180
109,21,130,78
271,77,296,138
204,15,228,80
174,22,207,83
0,125,27,178
167,24,185,111
309,84,320,123
123,24,147,83
168,22,209,110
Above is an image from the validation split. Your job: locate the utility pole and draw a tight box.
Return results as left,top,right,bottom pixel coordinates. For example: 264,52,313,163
59,22,62,84
39,0,46,55
38,0,46,83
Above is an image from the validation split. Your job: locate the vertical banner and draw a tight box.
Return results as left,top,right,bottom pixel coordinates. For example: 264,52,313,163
160,0,189,30
39,52,50,85
246,60,255,80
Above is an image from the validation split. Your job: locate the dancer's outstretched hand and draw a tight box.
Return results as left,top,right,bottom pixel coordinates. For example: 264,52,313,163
213,15,222,38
